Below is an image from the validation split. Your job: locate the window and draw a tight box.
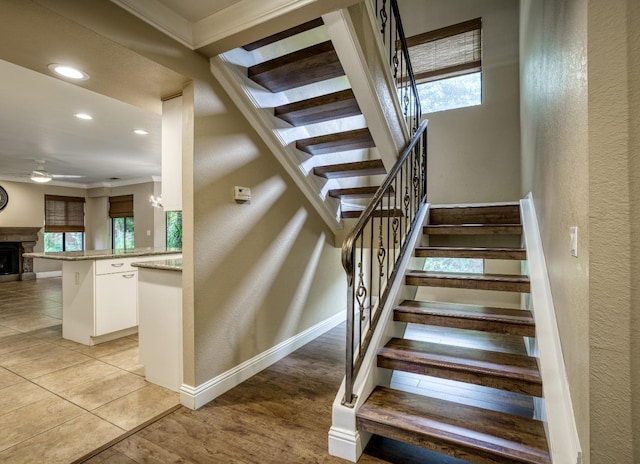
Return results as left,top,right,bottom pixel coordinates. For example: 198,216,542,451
424,258,484,274
109,195,134,250
166,211,182,249
406,18,482,113
112,217,135,250
44,195,85,252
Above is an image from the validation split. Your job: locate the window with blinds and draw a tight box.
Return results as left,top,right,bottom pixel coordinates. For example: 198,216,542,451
44,195,85,233
407,18,483,114
407,18,482,84
108,195,134,218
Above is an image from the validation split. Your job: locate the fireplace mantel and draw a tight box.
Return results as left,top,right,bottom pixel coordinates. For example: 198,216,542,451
0,227,41,281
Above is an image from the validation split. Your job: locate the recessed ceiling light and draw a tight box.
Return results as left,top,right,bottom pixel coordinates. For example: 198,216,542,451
48,64,89,80
133,129,149,135
74,113,93,120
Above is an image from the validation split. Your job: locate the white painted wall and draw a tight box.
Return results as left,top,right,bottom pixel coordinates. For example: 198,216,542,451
398,0,521,204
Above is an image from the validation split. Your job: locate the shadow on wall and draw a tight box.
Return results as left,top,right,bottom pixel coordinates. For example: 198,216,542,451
191,126,344,377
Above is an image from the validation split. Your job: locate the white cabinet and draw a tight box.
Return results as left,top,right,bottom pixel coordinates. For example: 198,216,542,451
138,266,182,391
61,253,180,345
95,271,137,335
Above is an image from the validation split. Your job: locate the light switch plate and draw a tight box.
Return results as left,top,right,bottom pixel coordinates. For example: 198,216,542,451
569,226,578,257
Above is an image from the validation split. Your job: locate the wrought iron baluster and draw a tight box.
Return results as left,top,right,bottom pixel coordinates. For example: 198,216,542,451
380,0,388,37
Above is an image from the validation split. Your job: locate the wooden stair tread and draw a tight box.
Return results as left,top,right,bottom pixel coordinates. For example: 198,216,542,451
328,185,394,199
406,271,530,293
341,208,403,219
313,159,385,179
296,128,375,155
378,338,541,396
394,300,535,337
357,387,551,464
242,18,324,51
248,41,343,92
424,224,523,235
274,89,361,126
429,204,521,225
415,246,526,260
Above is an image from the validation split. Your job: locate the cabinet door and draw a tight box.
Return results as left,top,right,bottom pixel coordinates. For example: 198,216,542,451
95,271,137,336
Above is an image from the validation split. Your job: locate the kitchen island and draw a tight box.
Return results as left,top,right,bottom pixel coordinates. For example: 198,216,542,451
24,248,181,345
133,258,183,391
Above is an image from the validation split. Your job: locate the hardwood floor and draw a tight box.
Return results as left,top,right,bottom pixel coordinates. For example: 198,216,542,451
84,322,531,463
1,277,532,463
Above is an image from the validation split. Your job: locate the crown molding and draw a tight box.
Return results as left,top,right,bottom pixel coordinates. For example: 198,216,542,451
110,0,194,48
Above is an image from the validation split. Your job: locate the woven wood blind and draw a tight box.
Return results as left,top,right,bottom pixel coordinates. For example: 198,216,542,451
109,195,134,218
406,18,482,84
44,195,85,233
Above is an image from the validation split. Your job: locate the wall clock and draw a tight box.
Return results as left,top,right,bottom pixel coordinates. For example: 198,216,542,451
0,185,8,211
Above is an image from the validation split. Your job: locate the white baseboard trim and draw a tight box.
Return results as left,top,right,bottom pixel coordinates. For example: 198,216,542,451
180,311,346,410
36,271,62,279
520,194,582,464
328,426,367,462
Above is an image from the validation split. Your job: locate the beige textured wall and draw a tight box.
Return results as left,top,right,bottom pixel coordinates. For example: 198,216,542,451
519,0,590,458
190,77,345,384
521,0,640,461
588,1,634,461
630,0,640,456
398,0,521,204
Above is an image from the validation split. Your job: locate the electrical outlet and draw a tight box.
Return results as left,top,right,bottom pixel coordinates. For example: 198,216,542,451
569,226,578,257
74,271,80,285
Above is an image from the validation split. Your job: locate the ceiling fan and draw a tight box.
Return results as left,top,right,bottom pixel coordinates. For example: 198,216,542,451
28,160,84,183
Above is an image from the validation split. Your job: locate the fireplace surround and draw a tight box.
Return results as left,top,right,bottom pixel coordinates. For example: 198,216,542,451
0,227,41,282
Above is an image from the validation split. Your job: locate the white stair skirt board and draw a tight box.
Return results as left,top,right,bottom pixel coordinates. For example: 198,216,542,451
328,203,429,462
180,311,345,410
520,193,582,464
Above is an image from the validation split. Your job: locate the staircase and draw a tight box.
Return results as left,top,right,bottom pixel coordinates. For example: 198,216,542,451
355,203,551,463
212,16,401,229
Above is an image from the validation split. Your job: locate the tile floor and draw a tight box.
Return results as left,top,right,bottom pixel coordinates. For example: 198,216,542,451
0,277,180,463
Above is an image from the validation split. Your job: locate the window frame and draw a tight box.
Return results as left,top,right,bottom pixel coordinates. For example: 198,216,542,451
44,194,86,252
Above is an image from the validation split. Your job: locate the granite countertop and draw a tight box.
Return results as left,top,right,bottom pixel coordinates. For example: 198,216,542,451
131,258,183,272
23,247,182,261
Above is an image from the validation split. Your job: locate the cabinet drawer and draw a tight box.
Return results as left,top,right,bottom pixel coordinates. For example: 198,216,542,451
96,258,136,275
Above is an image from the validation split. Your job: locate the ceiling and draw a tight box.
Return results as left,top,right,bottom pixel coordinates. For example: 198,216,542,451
0,59,162,186
0,0,309,188
0,0,192,188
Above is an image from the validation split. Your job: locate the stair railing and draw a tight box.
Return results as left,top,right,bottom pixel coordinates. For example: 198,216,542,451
371,0,421,133
342,120,428,406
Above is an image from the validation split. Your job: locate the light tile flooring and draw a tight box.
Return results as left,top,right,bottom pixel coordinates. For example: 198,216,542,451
0,277,179,463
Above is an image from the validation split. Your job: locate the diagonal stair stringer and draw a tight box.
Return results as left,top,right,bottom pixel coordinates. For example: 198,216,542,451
210,11,411,235
210,53,344,232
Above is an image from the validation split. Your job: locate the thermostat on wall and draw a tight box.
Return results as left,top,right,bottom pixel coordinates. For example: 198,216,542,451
234,186,251,202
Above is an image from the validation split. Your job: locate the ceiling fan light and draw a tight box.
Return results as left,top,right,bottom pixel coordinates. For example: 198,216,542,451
30,170,53,183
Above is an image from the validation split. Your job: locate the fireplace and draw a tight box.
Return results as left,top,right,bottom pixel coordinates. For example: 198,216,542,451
0,227,41,282
0,243,19,276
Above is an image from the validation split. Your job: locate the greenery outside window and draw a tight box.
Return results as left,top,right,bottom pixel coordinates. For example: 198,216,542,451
166,211,182,249
109,195,134,250
406,18,483,114
44,195,85,252
112,217,135,250
424,257,484,274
